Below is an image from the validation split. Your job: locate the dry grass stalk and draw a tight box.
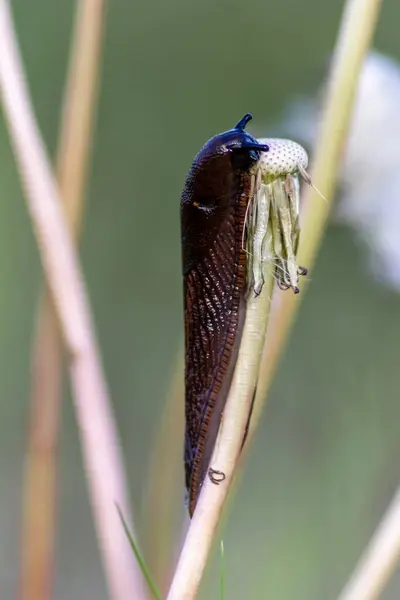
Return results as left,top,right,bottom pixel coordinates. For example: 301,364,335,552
0,1,147,598
20,2,107,598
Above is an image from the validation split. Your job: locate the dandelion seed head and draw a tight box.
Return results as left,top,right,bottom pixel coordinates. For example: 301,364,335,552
257,138,308,178
246,138,307,296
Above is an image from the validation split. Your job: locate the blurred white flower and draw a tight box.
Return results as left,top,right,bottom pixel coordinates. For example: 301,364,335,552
275,50,400,290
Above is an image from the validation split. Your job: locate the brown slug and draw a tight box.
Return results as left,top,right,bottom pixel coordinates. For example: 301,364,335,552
181,114,269,517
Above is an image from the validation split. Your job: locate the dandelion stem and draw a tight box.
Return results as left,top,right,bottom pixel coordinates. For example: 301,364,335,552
167,259,274,600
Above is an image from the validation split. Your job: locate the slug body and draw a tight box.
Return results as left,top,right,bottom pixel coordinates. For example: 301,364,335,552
181,114,268,516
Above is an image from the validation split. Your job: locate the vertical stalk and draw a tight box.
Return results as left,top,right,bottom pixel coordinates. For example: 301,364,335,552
167,260,274,600
0,1,147,598
338,486,400,600
249,0,383,438
20,2,107,598
142,351,185,594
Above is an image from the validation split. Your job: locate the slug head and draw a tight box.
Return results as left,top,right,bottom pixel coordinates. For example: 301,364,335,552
198,113,269,165
182,115,269,272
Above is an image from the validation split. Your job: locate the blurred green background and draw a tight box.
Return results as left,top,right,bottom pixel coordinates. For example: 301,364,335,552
1,0,400,598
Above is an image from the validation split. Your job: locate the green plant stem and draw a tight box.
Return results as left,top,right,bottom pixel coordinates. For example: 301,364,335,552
117,506,163,600
220,540,225,600
167,261,274,600
248,0,383,440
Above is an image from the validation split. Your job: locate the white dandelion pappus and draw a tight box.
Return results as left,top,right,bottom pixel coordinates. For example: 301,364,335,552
246,138,316,296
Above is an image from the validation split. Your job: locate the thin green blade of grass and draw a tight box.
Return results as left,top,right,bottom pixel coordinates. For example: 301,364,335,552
116,505,163,600
220,540,225,600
